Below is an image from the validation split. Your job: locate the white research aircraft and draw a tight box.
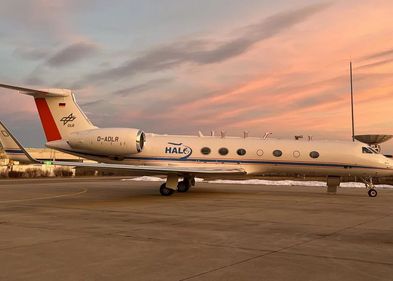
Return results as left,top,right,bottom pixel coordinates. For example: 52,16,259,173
0,83,392,197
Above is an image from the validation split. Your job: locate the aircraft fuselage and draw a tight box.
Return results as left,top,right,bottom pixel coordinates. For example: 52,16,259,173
47,133,393,178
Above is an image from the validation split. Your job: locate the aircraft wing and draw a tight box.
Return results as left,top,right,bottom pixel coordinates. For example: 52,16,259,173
50,161,246,176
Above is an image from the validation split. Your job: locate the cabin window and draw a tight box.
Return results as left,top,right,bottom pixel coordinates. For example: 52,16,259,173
273,150,282,157
237,148,246,156
362,147,373,154
309,151,320,159
201,147,211,155
256,149,264,156
293,151,300,158
219,147,229,156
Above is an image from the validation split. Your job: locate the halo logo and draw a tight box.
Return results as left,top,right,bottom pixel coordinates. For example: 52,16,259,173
165,142,192,159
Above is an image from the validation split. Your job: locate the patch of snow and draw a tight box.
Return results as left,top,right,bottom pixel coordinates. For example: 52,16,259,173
208,179,393,189
121,176,205,182
121,177,393,189
207,179,326,187
121,176,164,182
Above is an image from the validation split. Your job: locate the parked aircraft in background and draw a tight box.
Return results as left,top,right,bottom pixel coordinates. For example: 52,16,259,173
0,121,33,164
0,83,392,197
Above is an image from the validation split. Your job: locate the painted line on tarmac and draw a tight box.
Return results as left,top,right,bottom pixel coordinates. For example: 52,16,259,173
0,188,88,204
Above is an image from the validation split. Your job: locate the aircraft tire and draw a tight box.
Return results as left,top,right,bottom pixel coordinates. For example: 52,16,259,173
177,180,190,192
368,188,377,198
160,183,175,196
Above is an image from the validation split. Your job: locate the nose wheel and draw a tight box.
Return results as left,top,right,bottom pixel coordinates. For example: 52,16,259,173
368,188,377,197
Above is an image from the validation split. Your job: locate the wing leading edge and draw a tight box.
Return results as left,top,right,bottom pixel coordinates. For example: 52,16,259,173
51,161,246,176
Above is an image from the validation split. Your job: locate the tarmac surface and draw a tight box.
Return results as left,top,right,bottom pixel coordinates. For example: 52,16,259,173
0,177,393,281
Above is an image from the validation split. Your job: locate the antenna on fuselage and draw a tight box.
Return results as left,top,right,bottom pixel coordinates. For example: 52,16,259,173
263,132,272,140
350,61,355,142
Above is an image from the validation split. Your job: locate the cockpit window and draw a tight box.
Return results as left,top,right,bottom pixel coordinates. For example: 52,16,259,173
362,147,374,154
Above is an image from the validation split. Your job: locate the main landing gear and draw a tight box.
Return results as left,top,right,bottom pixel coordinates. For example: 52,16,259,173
159,175,195,196
177,180,191,193
159,183,175,196
361,177,378,198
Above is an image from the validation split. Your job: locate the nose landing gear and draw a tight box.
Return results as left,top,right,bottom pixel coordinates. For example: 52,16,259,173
361,177,378,197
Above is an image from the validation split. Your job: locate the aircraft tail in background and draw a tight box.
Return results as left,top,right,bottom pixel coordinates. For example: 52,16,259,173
0,120,38,164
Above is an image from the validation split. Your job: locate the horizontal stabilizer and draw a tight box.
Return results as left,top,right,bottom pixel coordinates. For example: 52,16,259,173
0,83,70,97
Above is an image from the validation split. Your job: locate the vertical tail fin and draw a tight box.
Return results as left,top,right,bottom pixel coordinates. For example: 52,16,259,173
0,84,97,141
34,91,96,141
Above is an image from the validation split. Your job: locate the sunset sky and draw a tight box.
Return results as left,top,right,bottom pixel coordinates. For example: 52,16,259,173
1,0,393,152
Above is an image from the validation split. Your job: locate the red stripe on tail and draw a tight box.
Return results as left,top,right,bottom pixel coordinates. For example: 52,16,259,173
34,98,62,141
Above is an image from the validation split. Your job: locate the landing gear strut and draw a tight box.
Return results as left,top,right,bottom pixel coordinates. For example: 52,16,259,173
326,176,340,194
361,177,378,198
159,174,178,196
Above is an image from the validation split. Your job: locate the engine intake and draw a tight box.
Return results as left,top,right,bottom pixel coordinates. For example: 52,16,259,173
136,129,145,152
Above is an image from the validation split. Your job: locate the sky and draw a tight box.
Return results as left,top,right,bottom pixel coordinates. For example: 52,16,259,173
1,0,393,152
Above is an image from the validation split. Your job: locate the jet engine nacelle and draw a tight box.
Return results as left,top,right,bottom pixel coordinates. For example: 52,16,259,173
67,128,145,156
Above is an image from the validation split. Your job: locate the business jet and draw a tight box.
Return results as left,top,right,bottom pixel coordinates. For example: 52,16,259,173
0,83,391,197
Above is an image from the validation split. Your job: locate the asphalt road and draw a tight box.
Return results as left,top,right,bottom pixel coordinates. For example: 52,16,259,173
0,177,392,281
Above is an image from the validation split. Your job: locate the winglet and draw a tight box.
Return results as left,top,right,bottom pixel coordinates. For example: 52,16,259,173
0,121,40,164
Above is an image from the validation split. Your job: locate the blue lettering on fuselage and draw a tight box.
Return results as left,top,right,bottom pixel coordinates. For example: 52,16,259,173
164,142,192,159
